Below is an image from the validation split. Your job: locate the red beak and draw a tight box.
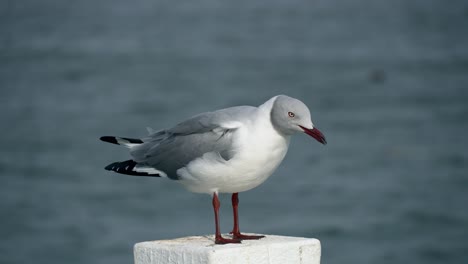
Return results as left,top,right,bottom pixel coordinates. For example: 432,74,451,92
299,125,327,145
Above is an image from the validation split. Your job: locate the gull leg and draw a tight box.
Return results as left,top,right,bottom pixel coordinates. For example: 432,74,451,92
212,192,241,244
230,192,265,240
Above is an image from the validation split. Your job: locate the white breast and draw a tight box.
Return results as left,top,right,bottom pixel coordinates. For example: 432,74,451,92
177,109,290,194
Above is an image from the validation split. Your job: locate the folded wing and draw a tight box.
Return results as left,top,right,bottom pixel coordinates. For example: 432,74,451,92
130,106,256,179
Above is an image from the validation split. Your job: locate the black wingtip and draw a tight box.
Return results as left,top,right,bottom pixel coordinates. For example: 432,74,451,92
122,137,144,144
100,136,143,145
104,162,116,171
104,160,161,177
100,136,119,145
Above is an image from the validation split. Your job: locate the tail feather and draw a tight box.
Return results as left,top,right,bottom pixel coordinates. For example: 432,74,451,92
100,136,143,148
104,160,162,177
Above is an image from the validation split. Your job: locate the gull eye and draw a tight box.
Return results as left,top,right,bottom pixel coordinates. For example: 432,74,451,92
288,112,295,118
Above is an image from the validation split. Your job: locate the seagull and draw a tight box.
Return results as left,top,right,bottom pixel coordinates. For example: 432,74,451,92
100,95,327,244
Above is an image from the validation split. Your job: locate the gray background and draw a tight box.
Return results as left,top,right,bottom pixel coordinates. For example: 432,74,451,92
1,0,467,263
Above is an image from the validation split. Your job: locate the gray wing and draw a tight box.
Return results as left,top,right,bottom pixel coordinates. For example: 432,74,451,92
130,106,256,179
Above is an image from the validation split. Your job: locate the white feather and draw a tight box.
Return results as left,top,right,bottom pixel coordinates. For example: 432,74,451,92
134,165,167,177
116,138,140,148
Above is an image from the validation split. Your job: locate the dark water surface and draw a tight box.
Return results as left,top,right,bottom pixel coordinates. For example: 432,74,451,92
1,1,468,263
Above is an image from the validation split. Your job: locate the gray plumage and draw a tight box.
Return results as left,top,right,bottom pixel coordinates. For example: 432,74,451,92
130,106,257,179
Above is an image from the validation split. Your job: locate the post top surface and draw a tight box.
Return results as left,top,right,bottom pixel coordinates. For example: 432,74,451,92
135,234,320,251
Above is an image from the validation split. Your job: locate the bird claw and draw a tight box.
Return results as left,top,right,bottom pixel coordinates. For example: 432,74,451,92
215,236,242,244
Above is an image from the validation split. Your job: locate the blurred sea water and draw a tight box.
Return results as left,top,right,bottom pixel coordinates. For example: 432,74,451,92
1,0,468,263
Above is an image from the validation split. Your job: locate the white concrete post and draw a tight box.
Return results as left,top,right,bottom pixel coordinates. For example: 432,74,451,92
134,234,321,264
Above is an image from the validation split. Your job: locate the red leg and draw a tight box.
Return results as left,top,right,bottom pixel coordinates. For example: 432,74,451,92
212,192,241,244
230,193,265,240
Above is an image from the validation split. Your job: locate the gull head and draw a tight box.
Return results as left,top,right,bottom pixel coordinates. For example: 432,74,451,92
270,95,327,145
